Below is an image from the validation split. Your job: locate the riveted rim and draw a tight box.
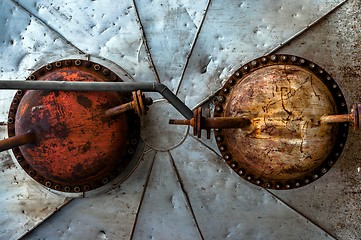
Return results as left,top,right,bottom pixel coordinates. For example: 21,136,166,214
214,54,349,190
7,59,140,193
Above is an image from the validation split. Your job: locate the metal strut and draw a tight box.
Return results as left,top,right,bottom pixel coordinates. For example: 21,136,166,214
0,80,194,120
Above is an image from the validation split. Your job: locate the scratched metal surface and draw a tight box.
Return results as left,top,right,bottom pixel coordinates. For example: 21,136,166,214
0,0,358,239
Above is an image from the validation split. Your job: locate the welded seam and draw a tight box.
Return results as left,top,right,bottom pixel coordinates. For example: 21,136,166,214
266,0,348,55
132,0,161,83
168,151,205,240
190,134,338,239
18,198,74,240
188,0,347,109
10,0,86,55
265,190,338,240
175,0,212,96
129,151,157,239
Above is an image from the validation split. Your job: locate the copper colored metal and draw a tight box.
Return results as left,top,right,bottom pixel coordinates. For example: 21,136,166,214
7,59,140,193
214,54,348,189
105,90,153,117
0,131,35,152
169,107,251,139
320,103,361,130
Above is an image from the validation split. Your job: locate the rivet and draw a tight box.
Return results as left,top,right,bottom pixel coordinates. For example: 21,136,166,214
29,170,35,177
285,184,291,189
128,148,134,155
304,179,310,184
55,61,62,67
84,185,90,191
216,136,223,142
337,92,342,97
261,57,268,63
9,108,14,113
235,71,242,77
16,90,23,95
255,180,261,185
64,60,71,66
223,87,229,93
312,174,319,180
54,185,61,190
102,178,109,184
111,74,118,81
341,102,346,107
280,55,287,61
64,186,70,192
103,68,110,75
224,154,232,160
238,169,244,175
8,117,14,123
309,63,315,69
243,65,250,71
326,76,332,81
16,155,23,162
339,143,344,148
29,75,36,80
295,182,300,187
45,64,52,70
270,55,277,62
12,98,18,104
266,183,272,188
93,64,101,71
228,79,234,85
246,175,252,181
275,184,281,189
291,56,297,62
321,168,328,174
214,128,221,132
333,84,337,89
217,96,225,103
74,186,81,192
335,152,339,157
230,163,236,168
131,138,138,145
318,69,324,75
251,60,258,67
45,181,52,187
328,160,334,166
299,59,306,65
215,106,223,112
74,60,82,66
219,145,226,151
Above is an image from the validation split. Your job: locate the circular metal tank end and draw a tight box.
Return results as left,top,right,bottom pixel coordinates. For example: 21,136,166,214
214,54,349,189
7,59,141,194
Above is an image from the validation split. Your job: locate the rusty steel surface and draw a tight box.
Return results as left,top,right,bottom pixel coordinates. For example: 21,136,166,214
214,54,349,189
7,59,140,193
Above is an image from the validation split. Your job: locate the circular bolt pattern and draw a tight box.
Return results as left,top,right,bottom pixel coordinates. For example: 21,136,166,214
214,54,349,190
7,59,141,194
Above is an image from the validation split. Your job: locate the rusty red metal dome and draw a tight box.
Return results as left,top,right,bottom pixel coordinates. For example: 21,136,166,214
7,59,140,193
214,54,349,189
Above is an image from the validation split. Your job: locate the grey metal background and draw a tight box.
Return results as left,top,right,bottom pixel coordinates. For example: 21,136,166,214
0,0,360,239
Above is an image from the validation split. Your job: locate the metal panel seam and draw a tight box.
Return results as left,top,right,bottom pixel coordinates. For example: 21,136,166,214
132,0,161,83
175,0,212,96
129,151,157,239
9,0,86,55
168,150,205,240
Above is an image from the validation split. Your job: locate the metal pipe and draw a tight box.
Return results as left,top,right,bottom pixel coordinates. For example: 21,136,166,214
0,80,194,120
0,131,36,152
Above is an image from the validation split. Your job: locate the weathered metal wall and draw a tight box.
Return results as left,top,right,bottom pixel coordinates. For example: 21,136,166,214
0,0,360,239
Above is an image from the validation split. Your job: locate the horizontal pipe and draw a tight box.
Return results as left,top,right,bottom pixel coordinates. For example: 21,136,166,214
0,131,36,152
0,80,194,120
